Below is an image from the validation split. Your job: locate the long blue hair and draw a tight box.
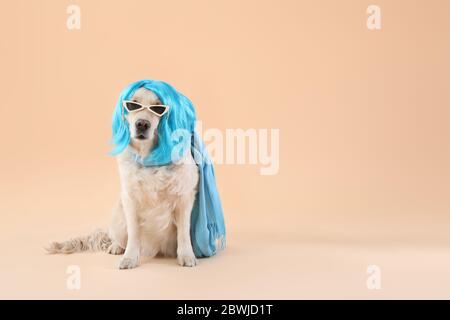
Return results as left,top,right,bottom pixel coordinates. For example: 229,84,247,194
110,80,197,166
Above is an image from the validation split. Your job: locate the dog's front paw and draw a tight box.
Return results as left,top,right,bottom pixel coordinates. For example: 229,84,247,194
118,256,139,269
177,254,198,267
107,243,125,255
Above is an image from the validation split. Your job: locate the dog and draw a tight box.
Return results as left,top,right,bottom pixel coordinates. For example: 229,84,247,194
46,86,200,269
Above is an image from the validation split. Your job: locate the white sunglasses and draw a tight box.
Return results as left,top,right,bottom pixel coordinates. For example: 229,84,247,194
122,100,170,117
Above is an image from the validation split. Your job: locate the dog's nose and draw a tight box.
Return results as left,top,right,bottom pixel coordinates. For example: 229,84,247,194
135,119,150,132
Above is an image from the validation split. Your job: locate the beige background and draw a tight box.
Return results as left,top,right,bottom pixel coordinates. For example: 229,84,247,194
0,0,450,299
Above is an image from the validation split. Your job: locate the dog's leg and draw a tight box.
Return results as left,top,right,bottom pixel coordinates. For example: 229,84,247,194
107,201,127,256
174,195,198,267
118,196,140,269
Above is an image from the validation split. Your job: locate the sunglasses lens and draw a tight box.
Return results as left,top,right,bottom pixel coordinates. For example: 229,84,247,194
149,106,167,115
125,102,142,112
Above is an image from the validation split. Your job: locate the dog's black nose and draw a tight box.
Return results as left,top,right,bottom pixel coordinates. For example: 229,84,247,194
135,119,150,132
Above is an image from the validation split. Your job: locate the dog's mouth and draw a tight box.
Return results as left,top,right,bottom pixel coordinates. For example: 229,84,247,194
135,134,147,140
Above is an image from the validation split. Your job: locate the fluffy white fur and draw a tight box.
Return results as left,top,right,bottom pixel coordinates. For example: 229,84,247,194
47,88,199,269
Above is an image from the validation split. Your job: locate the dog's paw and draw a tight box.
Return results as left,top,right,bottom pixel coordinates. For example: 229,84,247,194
177,254,198,267
118,256,139,269
106,243,125,255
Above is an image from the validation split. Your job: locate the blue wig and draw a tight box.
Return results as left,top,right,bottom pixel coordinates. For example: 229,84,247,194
110,80,226,258
111,80,196,166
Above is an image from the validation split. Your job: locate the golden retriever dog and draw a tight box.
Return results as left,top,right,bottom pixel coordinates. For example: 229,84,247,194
46,87,199,269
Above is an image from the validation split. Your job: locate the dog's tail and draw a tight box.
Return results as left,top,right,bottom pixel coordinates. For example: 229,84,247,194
45,229,112,254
